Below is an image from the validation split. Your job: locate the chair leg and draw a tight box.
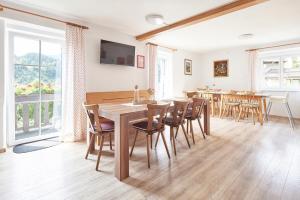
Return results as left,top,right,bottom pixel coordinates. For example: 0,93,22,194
150,134,153,149
190,120,195,144
237,107,243,122
96,135,104,171
175,127,179,139
251,108,255,125
154,131,160,148
130,130,139,157
267,102,272,120
160,131,170,159
197,118,205,139
285,103,295,129
109,134,113,150
186,120,189,134
170,127,177,156
146,135,151,168
181,124,191,148
85,134,95,159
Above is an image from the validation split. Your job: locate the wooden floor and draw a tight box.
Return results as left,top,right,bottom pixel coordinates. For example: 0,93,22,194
1,117,300,200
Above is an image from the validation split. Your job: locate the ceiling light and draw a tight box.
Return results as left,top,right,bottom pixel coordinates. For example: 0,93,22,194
239,33,254,39
145,14,165,25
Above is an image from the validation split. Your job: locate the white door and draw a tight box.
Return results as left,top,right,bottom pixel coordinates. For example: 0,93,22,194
8,32,63,145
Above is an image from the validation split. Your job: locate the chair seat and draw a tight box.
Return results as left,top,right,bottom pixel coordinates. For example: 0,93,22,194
269,96,288,103
164,116,183,127
225,102,240,106
241,103,259,108
92,120,114,133
132,120,161,133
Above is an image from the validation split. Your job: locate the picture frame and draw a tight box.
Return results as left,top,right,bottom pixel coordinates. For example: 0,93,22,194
137,55,145,69
214,60,228,77
184,59,192,75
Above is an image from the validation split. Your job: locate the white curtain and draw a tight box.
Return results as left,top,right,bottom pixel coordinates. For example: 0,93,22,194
147,44,157,90
249,50,259,91
61,25,86,142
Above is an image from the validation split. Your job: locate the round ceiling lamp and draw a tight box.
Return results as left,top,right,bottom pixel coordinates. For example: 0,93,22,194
239,33,254,39
145,14,165,25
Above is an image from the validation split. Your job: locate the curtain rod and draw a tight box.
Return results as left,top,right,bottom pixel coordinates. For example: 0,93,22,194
246,42,300,52
0,4,89,29
146,42,177,51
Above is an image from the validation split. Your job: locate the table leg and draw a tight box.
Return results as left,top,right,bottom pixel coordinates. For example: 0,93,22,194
114,115,129,181
258,98,263,125
219,96,223,118
263,97,267,121
211,94,215,117
204,101,211,135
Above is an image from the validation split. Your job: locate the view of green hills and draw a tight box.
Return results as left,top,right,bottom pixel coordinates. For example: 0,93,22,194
15,53,61,96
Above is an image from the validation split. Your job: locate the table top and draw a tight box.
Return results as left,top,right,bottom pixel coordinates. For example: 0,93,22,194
184,90,269,97
98,98,198,116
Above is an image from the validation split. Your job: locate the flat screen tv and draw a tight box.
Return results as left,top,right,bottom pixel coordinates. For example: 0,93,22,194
100,40,135,66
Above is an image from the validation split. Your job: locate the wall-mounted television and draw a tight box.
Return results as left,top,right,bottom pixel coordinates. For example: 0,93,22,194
100,40,135,66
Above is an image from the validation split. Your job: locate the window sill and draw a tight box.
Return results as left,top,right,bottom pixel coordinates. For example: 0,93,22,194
260,89,300,92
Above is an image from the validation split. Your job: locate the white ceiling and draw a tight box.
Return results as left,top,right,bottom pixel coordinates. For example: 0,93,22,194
151,0,300,53
3,0,300,53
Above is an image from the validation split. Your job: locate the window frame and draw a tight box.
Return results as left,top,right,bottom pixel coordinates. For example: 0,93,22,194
259,49,300,92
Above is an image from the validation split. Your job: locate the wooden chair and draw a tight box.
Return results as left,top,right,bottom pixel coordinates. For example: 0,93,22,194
237,92,260,125
163,101,190,156
183,98,206,144
83,103,114,171
130,104,170,168
220,90,241,119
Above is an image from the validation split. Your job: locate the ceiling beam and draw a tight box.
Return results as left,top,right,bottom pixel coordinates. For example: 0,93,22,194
136,0,269,41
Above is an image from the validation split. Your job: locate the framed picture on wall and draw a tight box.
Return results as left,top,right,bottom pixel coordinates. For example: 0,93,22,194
214,60,228,77
137,55,145,69
184,59,192,75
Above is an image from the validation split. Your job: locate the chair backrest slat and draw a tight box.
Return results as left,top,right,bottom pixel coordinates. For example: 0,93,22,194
191,98,205,119
172,101,189,126
83,103,103,133
147,104,170,132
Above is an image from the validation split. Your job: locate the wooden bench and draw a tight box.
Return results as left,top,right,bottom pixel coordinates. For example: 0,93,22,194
86,90,150,104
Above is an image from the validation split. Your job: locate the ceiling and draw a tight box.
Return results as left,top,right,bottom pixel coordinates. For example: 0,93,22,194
3,0,300,53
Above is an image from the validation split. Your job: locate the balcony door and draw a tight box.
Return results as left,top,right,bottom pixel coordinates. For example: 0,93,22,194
9,33,63,145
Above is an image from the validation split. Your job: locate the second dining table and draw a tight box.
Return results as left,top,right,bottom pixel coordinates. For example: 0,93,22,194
97,98,211,181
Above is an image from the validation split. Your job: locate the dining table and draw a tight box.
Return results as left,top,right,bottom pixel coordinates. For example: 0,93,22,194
184,90,269,125
95,98,211,181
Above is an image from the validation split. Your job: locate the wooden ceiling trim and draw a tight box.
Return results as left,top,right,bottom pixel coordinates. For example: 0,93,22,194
136,0,269,41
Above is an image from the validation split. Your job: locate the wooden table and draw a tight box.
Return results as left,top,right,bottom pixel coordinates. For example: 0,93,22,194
96,99,210,181
184,90,269,125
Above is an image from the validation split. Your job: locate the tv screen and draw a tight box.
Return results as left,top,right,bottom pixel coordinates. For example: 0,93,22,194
100,40,135,66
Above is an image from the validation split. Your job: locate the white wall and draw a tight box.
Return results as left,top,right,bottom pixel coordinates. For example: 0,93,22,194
0,19,5,150
197,46,300,118
85,25,148,92
172,50,202,97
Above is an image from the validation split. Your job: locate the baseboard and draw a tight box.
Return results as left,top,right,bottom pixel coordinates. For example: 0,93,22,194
0,148,6,153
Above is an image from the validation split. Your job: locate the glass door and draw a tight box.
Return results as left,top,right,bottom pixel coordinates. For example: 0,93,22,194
11,33,62,145
155,49,173,100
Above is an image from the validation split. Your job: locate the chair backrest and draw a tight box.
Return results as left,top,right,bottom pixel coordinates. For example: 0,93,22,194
172,101,189,126
82,103,102,133
146,103,170,132
186,91,198,99
190,98,205,119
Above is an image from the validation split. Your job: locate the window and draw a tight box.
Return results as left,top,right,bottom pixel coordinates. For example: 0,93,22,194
155,48,173,100
259,49,300,91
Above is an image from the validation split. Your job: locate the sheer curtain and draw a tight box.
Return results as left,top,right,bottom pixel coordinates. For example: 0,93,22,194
249,50,260,91
61,25,86,142
147,44,157,90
